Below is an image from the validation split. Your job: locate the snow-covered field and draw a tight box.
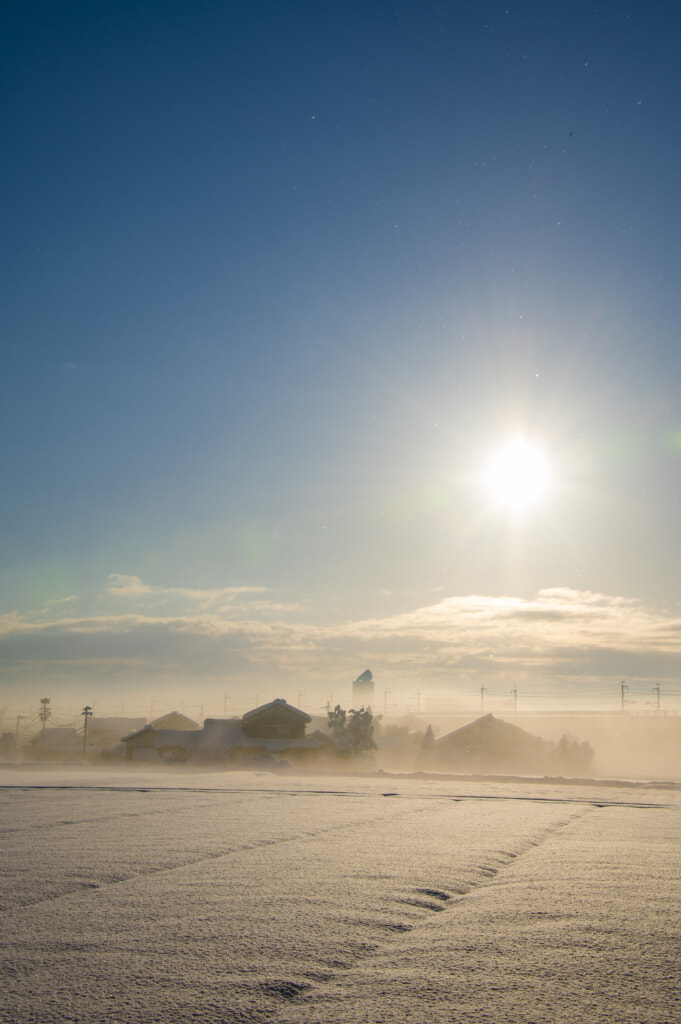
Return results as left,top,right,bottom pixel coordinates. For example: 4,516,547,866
1,766,680,1023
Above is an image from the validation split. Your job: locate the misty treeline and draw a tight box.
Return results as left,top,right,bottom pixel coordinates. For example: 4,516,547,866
378,720,595,774
556,733,594,769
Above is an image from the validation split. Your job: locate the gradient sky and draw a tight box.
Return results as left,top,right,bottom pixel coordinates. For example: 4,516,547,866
3,1,681,715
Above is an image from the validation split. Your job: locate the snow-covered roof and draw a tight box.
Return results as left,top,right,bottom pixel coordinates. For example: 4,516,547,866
242,698,311,724
150,711,200,731
435,714,544,756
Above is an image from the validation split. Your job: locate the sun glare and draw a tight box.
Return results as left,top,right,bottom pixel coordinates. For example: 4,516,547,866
483,437,550,514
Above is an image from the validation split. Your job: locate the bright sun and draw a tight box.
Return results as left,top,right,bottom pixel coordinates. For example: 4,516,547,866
483,437,550,514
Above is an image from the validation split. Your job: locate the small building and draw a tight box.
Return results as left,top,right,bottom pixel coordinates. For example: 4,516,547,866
121,713,200,761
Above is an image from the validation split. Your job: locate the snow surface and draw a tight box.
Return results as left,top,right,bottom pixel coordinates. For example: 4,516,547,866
1,766,680,1023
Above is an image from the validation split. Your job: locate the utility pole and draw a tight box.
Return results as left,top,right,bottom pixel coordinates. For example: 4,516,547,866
480,686,487,714
511,687,518,714
223,693,231,717
383,689,391,718
416,689,421,714
652,684,661,713
620,681,629,712
81,706,93,759
39,697,51,746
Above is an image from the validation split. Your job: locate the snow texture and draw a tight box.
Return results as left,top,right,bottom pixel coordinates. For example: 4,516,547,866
1,766,679,1023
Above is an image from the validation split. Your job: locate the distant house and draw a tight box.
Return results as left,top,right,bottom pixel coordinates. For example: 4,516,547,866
121,713,199,761
120,725,161,760
86,717,147,756
121,699,330,765
421,714,550,773
242,699,310,740
30,717,146,761
29,727,80,758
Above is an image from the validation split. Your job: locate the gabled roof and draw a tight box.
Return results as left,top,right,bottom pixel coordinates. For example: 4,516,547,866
242,698,311,724
121,712,200,743
435,714,544,756
150,712,200,731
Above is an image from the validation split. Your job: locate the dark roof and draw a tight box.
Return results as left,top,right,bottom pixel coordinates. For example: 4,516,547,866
121,724,155,742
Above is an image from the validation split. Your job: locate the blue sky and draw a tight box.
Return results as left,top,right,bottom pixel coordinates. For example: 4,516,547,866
3,1,681,714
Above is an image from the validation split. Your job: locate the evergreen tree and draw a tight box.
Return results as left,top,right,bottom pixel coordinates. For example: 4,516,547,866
327,705,376,758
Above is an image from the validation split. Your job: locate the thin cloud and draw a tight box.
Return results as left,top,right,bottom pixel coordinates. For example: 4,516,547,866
106,574,268,608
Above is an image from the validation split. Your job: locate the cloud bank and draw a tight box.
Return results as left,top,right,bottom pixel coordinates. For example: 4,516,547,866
2,577,681,705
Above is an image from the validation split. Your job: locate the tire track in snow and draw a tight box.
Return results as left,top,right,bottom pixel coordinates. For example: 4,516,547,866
0,801,438,915
257,803,604,1014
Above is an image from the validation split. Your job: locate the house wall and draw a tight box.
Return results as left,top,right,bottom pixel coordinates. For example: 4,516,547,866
242,711,306,740
129,746,158,763
123,730,157,761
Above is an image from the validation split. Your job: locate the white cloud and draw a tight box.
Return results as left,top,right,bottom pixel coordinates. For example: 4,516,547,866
107,574,152,597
